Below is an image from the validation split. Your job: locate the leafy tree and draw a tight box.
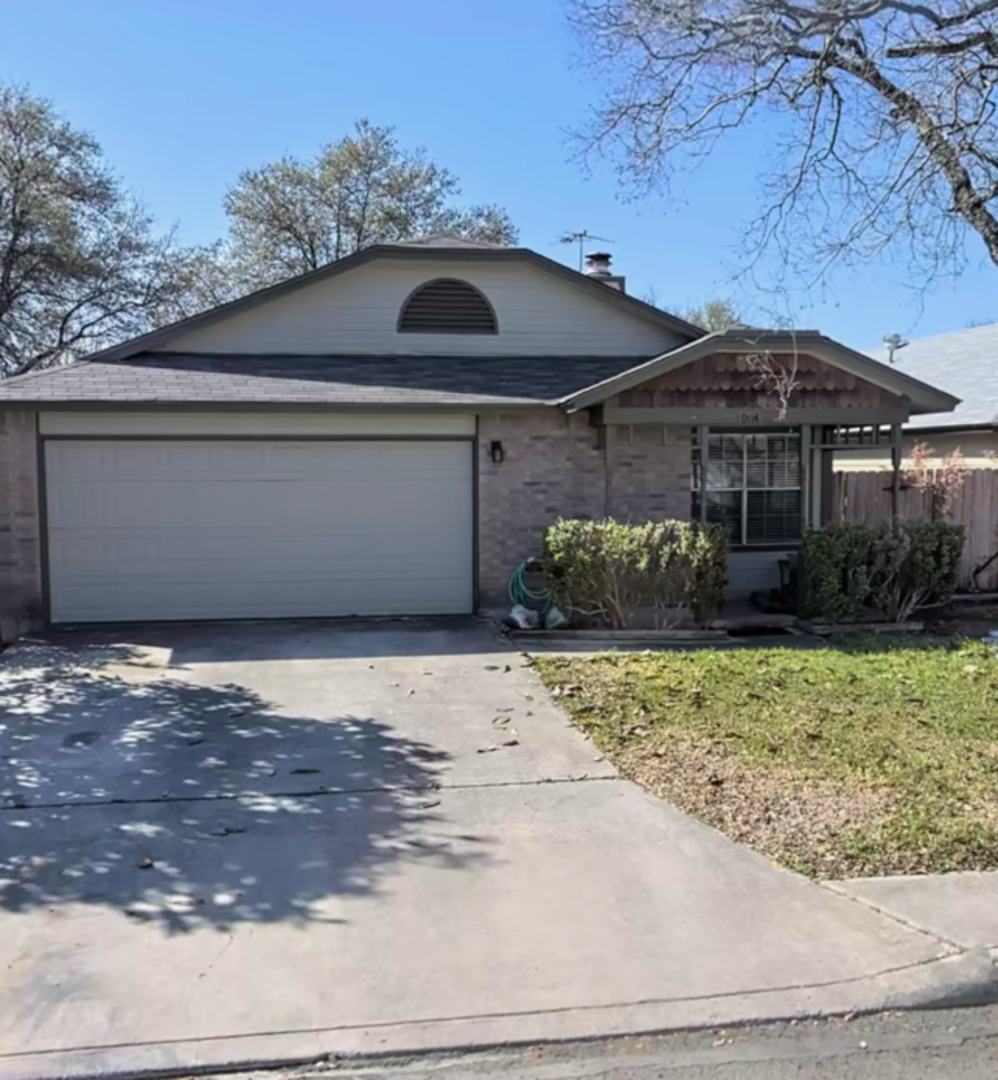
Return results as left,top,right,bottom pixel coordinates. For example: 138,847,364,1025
572,0,998,287
0,84,202,376
684,299,743,331
223,119,518,288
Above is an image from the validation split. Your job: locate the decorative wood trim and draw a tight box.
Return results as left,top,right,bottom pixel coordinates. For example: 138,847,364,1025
599,405,911,426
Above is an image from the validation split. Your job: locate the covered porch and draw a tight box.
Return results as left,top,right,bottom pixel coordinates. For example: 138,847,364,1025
564,328,959,602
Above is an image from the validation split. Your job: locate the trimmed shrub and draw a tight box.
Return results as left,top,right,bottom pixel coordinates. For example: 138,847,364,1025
800,520,964,623
799,523,878,622
541,519,727,628
871,519,964,622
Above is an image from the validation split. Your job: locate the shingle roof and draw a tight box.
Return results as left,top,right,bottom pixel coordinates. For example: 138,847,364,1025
867,323,998,429
394,234,507,249
0,353,646,408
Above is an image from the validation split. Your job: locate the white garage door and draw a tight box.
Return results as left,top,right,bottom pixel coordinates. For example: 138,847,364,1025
45,439,474,622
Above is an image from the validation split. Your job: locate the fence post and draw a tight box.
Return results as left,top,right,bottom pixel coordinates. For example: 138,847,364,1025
890,423,902,524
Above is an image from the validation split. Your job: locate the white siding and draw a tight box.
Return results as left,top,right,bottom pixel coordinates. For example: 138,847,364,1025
155,260,682,357
45,440,473,622
40,411,476,437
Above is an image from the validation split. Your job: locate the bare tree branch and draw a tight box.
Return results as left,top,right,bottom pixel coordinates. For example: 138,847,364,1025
743,333,802,420
572,0,998,287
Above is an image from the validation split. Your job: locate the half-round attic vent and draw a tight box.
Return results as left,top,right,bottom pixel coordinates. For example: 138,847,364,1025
398,278,498,334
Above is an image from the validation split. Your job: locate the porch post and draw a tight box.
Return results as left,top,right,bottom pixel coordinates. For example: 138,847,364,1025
800,424,812,529
890,422,903,523
697,424,708,521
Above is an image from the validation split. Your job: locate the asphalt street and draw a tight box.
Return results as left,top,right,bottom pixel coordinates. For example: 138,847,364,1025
271,1004,998,1080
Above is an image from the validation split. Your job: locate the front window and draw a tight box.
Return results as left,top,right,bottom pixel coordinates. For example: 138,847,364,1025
691,429,802,546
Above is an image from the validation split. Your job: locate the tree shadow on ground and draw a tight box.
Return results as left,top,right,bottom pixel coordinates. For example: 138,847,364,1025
0,642,491,934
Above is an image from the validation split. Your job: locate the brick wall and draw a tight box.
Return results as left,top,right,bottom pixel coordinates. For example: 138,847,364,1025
606,424,692,520
477,410,605,605
0,411,42,635
477,409,692,607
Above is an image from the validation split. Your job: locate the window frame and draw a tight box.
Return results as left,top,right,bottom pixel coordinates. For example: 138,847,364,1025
692,427,804,548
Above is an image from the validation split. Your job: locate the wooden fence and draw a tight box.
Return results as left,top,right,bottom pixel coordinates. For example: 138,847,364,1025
833,469,998,592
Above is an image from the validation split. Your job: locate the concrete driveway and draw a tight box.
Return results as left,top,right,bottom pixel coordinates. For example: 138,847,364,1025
0,619,993,1078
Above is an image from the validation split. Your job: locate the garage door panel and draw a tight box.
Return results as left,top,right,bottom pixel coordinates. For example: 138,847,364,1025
51,528,472,577
52,479,470,531
45,439,474,622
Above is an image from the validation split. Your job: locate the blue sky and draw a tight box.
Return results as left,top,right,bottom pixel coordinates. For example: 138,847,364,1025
2,0,995,349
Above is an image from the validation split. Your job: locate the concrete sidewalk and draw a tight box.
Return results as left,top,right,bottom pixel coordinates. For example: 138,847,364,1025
0,619,995,1080
832,872,998,955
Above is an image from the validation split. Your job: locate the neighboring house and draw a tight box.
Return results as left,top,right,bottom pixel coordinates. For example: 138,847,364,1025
837,322,998,470
0,237,957,630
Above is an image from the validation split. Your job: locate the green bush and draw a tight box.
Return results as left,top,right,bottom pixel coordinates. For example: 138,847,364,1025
541,519,727,628
800,520,964,623
871,519,964,622
799,523,878,621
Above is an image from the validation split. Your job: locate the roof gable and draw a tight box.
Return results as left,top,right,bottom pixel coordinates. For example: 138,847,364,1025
84,244,703,363
563,329,960,416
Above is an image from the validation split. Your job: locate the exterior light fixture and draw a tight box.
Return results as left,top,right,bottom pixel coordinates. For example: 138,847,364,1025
490,440,505,464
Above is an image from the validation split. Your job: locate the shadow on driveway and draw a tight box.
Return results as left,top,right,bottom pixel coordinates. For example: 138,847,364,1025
0,641,491,934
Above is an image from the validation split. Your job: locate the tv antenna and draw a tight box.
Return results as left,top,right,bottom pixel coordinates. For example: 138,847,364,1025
559,230,615,271
883,332,909,364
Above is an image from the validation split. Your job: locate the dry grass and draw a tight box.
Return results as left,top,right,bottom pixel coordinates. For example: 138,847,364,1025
535,636,998,878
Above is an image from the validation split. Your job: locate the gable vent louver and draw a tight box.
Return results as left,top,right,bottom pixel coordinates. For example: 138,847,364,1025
398,278,498,334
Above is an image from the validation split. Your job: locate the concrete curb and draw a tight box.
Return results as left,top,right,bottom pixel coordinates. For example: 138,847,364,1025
5,950,996,1080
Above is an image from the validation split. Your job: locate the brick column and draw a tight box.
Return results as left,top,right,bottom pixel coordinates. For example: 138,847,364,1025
0,411,42,637
477,409,606,607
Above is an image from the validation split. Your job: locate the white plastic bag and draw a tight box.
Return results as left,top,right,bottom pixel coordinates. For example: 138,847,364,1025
544,606,568,630
509,604,539,629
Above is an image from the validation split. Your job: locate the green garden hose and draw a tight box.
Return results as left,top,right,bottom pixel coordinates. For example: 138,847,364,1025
507,559,554,616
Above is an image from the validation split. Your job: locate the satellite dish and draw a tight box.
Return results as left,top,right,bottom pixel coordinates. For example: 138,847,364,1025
883,332,909,364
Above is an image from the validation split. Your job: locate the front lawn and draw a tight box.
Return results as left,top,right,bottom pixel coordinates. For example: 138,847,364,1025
535,637,998,878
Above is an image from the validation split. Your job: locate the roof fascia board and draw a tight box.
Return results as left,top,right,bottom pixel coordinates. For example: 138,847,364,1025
904,421,997,433
18,400,554,413
82,246,703,364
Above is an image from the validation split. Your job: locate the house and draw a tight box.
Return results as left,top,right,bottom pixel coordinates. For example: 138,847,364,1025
836,322,998,470
0,237,958,631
